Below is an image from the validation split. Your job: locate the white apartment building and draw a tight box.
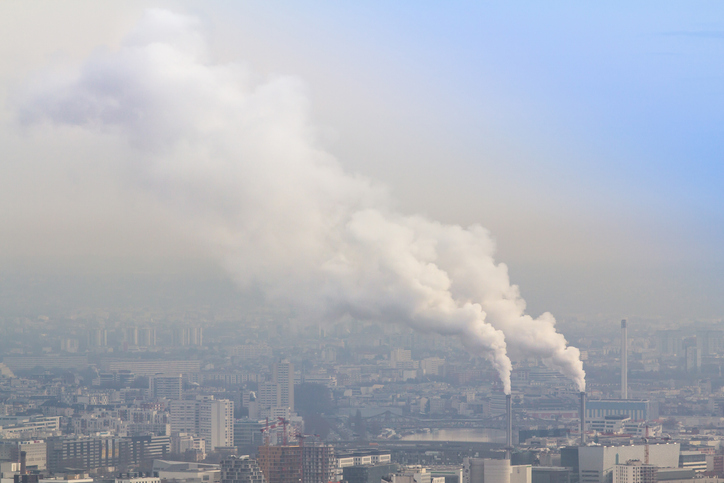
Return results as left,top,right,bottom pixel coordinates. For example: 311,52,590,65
150,374,183,400
199,399,234,451
170,397,234,452
170,400,199,433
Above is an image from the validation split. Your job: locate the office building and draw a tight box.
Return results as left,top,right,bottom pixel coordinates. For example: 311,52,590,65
679,452,707,473
130,435,170,465
234,419,265,454
0,441,47,471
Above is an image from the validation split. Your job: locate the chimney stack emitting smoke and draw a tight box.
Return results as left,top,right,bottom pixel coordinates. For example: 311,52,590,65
506,393,512,450
579,392,586,445
621,319,628,399
17,8,589,396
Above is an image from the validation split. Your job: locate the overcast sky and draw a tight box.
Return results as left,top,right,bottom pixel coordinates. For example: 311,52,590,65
0,1,722,321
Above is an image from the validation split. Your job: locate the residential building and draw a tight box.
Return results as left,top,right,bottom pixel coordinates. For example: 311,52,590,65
199,400,234,451
612,461,656,483
150,374,183,400
221,455,266,483
258,445,301,483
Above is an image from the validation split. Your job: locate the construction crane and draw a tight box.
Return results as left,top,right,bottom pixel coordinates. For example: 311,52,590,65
260,417,289,446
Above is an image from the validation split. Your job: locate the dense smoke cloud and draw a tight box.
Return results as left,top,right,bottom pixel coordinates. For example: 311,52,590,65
17,9,586,393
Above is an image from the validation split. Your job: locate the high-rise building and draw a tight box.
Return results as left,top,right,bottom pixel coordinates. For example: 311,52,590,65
272,362,294,411
199,399,234,451
172,327,204,347
125,327,139,346
150,374,183,400
139,328,156,347
685,346,701,373
87,329,107,348
258,445,301,483
302,442,335,483
259,382,280,410
221,455,266,483
234,419,265,455
169,397,234,451
170,400,200,433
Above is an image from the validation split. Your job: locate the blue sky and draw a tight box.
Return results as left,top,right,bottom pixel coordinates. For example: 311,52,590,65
0,1,722,319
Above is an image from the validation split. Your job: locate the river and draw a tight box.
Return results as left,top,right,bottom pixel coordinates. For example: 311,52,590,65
399,428,506,443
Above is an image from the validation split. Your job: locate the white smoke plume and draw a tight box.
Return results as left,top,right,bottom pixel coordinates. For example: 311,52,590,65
17,9,586,393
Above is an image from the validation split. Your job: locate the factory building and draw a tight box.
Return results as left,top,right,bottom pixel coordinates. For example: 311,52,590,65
585,400,656,422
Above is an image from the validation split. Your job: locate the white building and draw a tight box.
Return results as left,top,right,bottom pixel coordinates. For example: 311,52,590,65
577,443,680,483
273,361,294,411
463,458,529,483
170,400,199,433
170,397,234,451
199,399,234,451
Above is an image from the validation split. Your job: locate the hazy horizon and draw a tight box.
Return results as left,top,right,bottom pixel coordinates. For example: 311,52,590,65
1,2,723,324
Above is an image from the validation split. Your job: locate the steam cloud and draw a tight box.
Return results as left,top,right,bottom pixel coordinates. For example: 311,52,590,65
17,9,585,393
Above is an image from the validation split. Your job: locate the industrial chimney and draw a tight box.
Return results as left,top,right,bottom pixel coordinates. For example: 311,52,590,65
579,392,586,445
506,393,513,450
621,319,628,400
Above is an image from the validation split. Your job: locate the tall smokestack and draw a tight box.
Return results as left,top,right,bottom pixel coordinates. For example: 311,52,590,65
506,393,512,450
621,319,628,400
579,392,586,445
